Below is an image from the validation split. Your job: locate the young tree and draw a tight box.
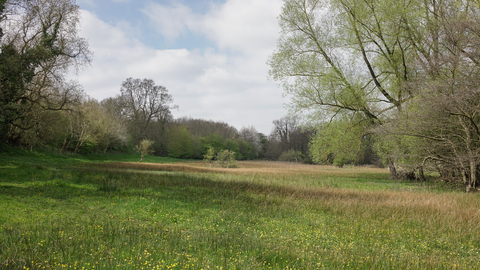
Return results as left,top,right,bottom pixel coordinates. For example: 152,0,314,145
203,147,215,167
134,139,155,162
216,149,237,168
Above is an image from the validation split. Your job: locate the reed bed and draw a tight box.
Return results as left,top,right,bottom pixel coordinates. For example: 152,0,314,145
94,161,388,176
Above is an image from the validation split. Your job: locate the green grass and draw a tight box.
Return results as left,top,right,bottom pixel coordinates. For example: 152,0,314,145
0,147,182,169
1,151,480,269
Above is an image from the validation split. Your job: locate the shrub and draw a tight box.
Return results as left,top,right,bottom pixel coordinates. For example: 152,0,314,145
203,147,215,167
216,149,237,168
134,139,155,162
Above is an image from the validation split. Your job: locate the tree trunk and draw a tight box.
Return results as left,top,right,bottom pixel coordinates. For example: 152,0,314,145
74,140,84,154
61,137,71,154
388,161,398,179
103,141,110,154
416,166,426,181
470,159,477,189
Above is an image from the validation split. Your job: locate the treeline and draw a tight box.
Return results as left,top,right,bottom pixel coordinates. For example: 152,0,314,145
0,0,380,166
4,78,316,162
166,115,315,162
0,0,317,161
4,69,315,161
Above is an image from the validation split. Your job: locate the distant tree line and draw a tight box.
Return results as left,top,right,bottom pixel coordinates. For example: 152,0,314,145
1,72,318,162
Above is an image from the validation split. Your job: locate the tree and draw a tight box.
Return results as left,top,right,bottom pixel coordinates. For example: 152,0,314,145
98,98,129,153
0,0,91,147
235,138,255,160
263,115,312,161
257,132,268,159
225,138,240,157
269,0,412,171
165,125,195,159
200,133,225,153
377,25,480,188
239,126,261,154
175,117,238,139
309,115,367,166
216,149,237,168
118,78,177,143
203,147,215,167
265,134,283,160
134,139,155,162
271,115,311,156
269,0,480,179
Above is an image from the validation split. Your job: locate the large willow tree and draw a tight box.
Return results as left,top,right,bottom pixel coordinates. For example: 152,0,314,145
269,0,480,188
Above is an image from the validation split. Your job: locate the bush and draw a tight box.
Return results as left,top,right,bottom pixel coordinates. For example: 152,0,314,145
203,147,215,167
216,149,237,168
134,139,155,162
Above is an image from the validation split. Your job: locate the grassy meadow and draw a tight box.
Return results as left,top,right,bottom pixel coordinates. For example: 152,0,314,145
1,150,480,269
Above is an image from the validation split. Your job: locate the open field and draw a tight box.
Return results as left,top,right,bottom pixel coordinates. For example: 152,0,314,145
1,151,480,269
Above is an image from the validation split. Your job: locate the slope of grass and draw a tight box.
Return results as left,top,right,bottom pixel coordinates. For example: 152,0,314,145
0,147,182,168
1,152,479,269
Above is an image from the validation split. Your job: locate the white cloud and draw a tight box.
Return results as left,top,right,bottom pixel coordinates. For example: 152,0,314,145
200,0,283,54
142,3,198,41
72,1,287,134
143,0,283,54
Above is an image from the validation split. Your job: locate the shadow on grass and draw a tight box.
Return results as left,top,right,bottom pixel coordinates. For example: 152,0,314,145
0,163,399,208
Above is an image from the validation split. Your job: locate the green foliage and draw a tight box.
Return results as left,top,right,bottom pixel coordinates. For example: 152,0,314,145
309,116,367,165
79,136,98,154
0,44,39,141
166,126,195,159
134,139,155,162
215,149,238,168
224,138,239,154
200,133,225,152
270,0,480,183
0,0,90,146
203,147,215,166
236,138,255,160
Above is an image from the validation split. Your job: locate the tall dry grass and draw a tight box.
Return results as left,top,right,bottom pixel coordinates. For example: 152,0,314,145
88,160,480,235
93,160,388,175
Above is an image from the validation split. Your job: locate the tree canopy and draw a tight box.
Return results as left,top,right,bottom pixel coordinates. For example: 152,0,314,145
269,0,480,189
0,0,91,146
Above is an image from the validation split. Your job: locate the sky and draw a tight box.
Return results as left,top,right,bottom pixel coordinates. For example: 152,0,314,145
71,0,287,135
